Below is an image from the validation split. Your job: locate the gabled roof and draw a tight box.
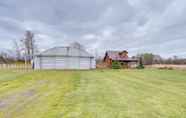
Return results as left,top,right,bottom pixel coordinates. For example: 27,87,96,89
104,51,138,62
35,46,93,58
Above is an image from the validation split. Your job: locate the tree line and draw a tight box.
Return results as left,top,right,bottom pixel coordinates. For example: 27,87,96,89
136,53,186,65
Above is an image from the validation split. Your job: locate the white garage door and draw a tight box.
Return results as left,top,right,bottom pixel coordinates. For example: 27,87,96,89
41,57,55,69
55,57,80,69
39,56,92,70
79,58,91,69
68,57,79,69
55,57,67,69
91,58,96,69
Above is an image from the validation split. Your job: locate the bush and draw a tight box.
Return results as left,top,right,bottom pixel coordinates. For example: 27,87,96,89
112,61,121,69
137,57,145,69
136,64,144,69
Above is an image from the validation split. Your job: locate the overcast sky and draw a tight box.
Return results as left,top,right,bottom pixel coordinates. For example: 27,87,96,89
0,0,186,57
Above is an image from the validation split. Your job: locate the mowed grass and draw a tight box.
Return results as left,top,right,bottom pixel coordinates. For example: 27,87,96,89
0,69,186,118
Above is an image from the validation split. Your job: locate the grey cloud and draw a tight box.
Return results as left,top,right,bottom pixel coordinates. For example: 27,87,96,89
0,0,186,58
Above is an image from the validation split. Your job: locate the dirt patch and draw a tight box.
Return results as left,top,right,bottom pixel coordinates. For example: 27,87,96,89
21,89,36,97
0,100,7,109
37,80,49,85
0,88,36,111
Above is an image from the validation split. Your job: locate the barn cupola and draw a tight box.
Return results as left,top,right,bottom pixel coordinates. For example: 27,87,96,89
70,42,84,49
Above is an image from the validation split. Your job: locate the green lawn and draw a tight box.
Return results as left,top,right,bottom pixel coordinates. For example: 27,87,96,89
0,69,186,118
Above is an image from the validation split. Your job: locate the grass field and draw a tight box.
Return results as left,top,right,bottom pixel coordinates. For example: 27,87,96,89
0,69,186,118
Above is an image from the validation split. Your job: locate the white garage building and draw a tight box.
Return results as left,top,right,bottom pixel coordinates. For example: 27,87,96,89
33,43,96,70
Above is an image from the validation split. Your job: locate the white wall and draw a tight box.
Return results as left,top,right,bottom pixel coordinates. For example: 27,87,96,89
91,58,96,69
34,56,96,70
34,57,41,69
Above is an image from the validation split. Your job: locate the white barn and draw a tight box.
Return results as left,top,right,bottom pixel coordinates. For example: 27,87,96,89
33,43,96,70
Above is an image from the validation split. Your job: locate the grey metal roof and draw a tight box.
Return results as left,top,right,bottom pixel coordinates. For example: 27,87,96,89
35,46,94,58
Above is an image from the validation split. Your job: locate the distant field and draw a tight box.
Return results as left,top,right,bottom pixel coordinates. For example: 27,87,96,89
147,64,186,70
0,69,186,118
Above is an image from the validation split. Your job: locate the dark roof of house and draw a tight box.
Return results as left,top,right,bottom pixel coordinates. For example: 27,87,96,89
104,51,138,62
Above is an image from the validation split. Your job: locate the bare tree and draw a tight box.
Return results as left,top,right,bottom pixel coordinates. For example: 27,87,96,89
21,30,35,61
12,39,21,61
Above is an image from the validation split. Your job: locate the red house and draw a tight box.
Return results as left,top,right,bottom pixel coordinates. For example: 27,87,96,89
103,50,138,68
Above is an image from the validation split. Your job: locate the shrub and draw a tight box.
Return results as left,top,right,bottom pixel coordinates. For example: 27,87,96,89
136,63,144,69
112,61,121,69
121,62,128,69
137,57,145,69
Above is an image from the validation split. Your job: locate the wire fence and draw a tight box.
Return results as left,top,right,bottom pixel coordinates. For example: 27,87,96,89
0,64,33,71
